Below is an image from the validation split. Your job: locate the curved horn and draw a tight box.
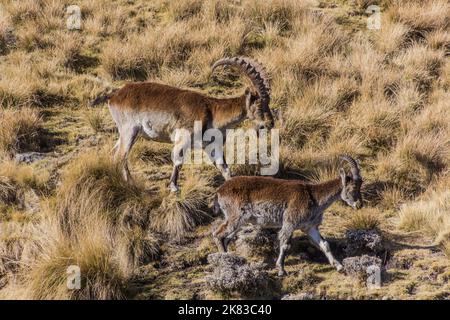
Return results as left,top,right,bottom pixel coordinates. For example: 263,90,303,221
339,154,361,180
212,56,271,111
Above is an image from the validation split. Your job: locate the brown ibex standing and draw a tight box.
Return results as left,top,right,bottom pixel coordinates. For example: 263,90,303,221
91,57,274,192
212,155,363,276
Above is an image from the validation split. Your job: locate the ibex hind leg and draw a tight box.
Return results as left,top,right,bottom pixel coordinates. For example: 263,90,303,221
213,210,242,253
213,220,228,252
276,223,294,276
117,125,140,183
168,135,191,192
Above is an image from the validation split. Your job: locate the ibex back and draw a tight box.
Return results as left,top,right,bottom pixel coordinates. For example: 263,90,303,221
213,155,363,276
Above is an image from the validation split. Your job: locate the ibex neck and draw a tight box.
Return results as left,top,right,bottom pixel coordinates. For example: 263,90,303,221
310,178,342,209
210,95,246,129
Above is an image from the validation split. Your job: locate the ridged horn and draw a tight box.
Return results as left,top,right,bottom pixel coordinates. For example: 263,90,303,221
212,56,271,112
339,154,361,180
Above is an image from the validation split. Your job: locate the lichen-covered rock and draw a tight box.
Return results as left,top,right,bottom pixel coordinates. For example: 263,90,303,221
343,255,383,286
344,229,383,256
282,292,316,300
235,226,276,260
14,152,46,164
206,253,269,296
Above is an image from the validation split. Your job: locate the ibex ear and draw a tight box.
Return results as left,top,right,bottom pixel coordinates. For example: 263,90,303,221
339,168,347,186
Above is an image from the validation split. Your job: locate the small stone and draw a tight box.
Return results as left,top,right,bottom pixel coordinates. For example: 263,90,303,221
206,253,269,296
342,255,383,287
282,292,316,300
14,152,46,164
344,229,383,256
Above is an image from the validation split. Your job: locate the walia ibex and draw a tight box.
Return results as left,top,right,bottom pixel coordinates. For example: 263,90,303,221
212,155,363,276
91,57,274,192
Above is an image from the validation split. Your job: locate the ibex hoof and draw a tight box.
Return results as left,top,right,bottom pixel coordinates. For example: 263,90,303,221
335,263,344,273
168,183,179,193
277,269,287,277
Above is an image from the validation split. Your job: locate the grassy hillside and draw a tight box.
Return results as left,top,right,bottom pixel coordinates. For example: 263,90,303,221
0,0,449,299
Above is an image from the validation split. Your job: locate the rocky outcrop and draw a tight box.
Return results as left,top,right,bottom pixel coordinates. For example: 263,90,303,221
344,229,383,256
282,292,316,300
14,152,46,164
342,255,384,288
206,253,269,296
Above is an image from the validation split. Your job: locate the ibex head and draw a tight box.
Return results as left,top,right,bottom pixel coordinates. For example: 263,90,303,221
212,56,274,131
339,155,363,209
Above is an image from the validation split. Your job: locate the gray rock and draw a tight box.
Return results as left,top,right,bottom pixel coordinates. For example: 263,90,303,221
206,253,269,296
342,255,383,287
344,229,383,256
282,292,316,300
15,152,46,164
343,255,382,275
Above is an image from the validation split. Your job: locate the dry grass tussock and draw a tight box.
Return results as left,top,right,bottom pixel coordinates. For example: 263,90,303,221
151,171,214,242
0,160,49,217
0,159,49,192
0,9,15,55
0,150,162,299
344,209,381,232
9,214,130,299
0,145,214,298
55,149,157,230
0,107,43,154
388,0,449,37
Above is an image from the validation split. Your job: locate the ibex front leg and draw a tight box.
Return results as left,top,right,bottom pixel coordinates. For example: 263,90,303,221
307,227,343,272
169,134,190,192
169,163,182,192
206,147,231,181
276,223,294,276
